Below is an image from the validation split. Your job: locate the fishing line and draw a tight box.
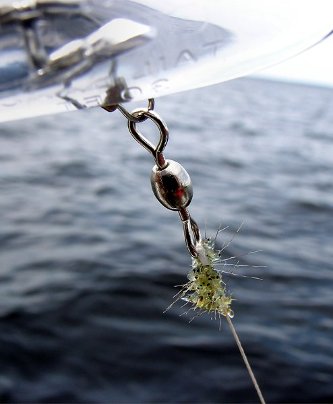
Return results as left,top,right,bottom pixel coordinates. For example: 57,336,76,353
226,315,266,404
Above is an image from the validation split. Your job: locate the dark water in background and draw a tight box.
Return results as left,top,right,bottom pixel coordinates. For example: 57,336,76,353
0,77,333,403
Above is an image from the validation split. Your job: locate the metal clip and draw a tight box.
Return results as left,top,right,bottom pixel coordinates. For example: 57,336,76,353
106,99,201,258
179,208,201,258
128,108,168,169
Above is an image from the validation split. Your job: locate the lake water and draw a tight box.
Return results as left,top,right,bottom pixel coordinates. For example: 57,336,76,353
0,77,333,403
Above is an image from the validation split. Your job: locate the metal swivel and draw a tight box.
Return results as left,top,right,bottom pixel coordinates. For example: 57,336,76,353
151,159,193,211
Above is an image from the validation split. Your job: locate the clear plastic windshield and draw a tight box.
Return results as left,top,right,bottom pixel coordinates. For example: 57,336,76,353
0,0,332,122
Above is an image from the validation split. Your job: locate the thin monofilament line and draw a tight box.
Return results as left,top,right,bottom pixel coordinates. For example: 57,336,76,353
226,315,266,404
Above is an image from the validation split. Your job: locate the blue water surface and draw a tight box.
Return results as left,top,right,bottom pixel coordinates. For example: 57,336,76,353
0,78,333,403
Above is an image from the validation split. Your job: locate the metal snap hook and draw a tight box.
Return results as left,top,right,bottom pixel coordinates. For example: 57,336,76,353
179,209,201,258
128,109,169,169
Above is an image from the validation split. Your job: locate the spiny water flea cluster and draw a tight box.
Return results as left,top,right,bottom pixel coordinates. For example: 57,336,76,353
178,237,234,319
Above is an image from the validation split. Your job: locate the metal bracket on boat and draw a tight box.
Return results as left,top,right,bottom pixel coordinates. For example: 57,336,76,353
37,18,154,83
0,1,154,94
0,0,83,69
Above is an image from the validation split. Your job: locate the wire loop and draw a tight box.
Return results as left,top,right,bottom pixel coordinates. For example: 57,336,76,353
116,98,154,123
179,209,201,258
128,109,168,169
